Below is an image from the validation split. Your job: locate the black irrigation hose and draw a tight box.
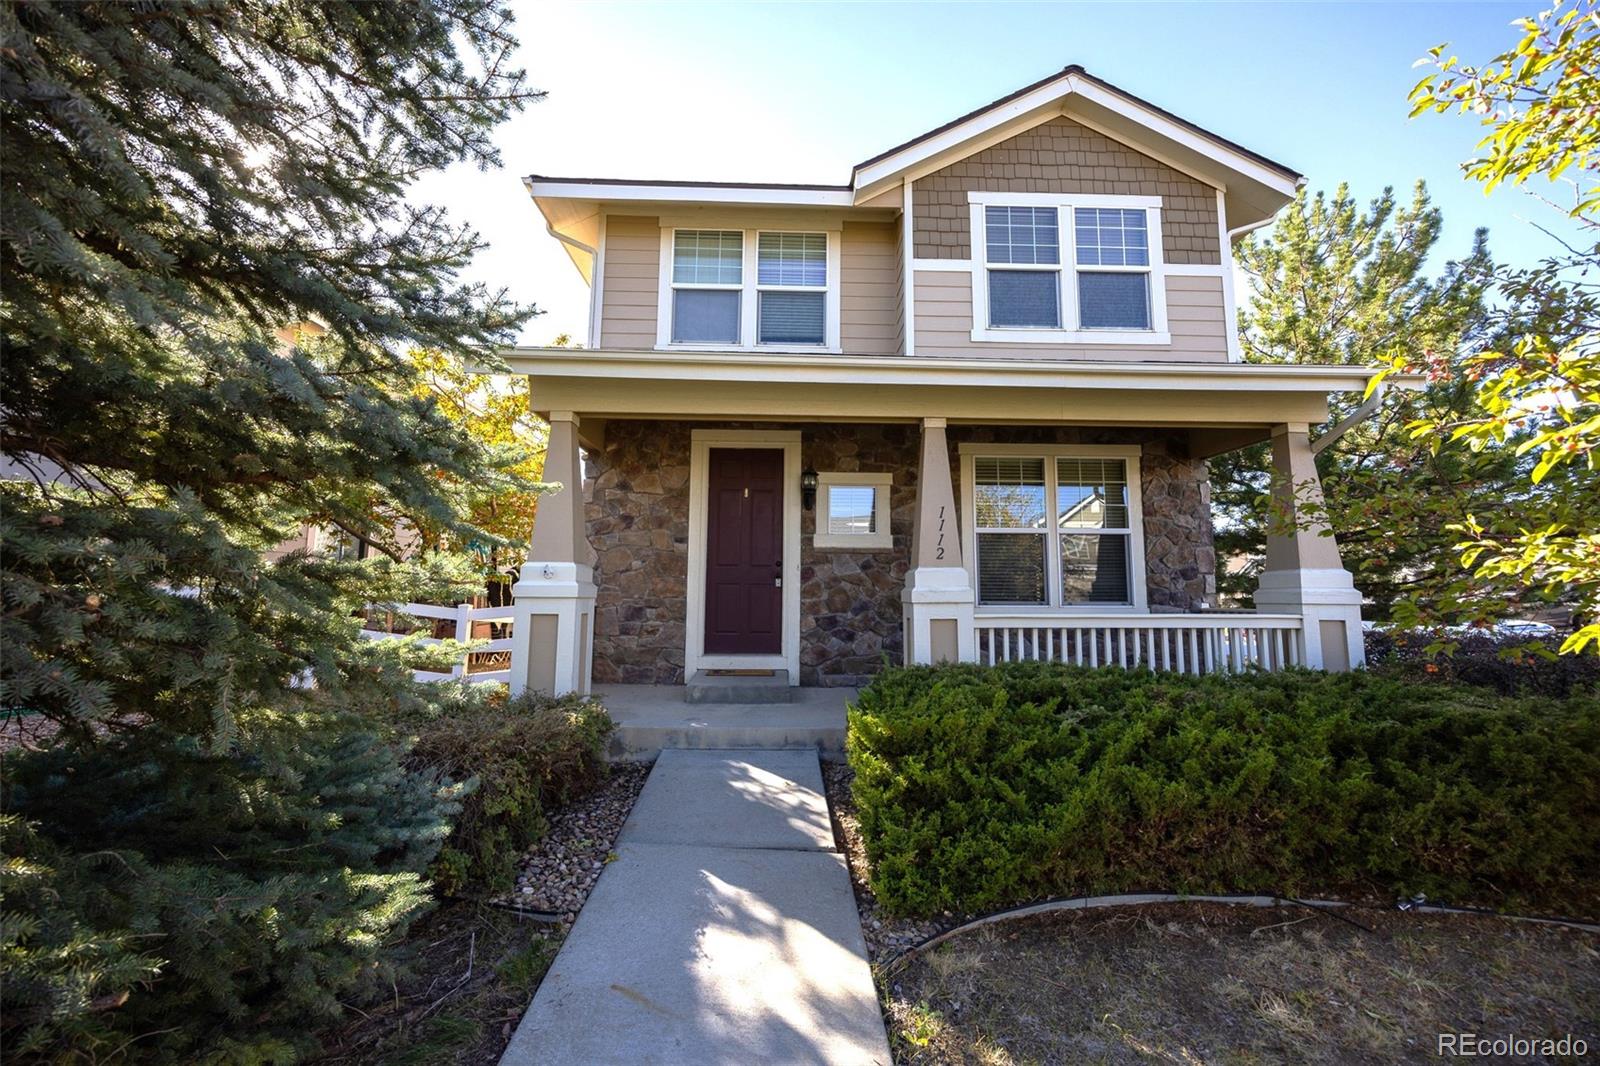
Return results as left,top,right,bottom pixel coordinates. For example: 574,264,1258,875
468,898,566,924
876,892,1600,977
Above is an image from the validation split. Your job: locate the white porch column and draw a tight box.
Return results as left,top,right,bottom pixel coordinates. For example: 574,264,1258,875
903,418,975,664
1252,422,1365,670
510,411,596,696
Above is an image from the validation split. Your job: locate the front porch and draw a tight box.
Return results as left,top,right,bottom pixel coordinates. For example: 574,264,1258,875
499,352,1378,697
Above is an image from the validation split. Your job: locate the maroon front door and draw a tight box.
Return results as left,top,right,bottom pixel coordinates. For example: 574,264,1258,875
704,448,784,655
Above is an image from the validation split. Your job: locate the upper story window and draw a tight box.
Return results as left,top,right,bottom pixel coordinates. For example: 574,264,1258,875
659,226,839,351
757,233,827,345
1073,208,1152,329
984,207,1061,329
968,193,1169,345
671,230,743,344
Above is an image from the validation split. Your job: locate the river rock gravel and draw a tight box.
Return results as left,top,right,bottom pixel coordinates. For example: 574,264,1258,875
501,761,650,926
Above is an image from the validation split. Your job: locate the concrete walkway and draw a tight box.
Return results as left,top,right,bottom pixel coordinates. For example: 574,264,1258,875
500,749,892,1066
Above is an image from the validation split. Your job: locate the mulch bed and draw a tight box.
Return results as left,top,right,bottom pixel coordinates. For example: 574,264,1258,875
881,902,1599,1065
315,760,651,1065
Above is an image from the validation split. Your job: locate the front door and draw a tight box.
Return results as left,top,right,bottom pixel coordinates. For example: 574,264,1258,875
704,448,783,655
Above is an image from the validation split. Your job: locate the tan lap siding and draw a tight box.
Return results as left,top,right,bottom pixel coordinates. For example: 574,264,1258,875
912,116,1221,266
913,271,1228,362
1165,274,1229,358
600,214,659,349
841,220,899,355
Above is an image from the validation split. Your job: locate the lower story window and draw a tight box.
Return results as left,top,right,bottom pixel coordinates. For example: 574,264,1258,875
971,452,1141,607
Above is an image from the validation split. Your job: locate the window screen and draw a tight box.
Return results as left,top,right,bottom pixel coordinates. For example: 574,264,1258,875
672,289,739,343
1074,208,1149,267
673,230,742,284
988,271,1060,329
826,485,876,536
1077,272,1151,330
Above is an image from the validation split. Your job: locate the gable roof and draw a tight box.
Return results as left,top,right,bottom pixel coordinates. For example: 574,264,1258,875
853,65,1299,182
526,66,1304,281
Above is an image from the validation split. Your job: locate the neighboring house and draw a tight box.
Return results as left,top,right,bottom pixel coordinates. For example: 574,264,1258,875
502,65,1390,695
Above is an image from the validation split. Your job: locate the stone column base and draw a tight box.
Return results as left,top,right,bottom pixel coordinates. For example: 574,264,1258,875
1254,568,1365,671
510,561,597,697
902,567,976,665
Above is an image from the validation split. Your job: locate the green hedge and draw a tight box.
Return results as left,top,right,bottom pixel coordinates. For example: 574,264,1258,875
847,663,1600,918
405,690,614,896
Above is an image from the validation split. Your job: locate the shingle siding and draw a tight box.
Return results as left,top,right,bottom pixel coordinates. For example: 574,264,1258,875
912,116,1221,265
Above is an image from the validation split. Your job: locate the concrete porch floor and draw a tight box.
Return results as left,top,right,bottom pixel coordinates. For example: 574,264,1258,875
595,685,852,761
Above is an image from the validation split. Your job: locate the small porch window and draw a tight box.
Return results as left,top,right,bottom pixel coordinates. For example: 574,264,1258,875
814,471,893,549
965,446,1147,608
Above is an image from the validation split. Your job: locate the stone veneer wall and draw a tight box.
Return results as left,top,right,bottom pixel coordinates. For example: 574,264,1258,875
584,421,1215,687
912,115,1221,266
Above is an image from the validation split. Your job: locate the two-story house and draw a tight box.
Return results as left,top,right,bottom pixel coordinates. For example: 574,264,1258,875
501,66,1383,696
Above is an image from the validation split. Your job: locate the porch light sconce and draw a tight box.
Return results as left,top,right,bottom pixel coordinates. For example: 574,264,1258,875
801,467,818,511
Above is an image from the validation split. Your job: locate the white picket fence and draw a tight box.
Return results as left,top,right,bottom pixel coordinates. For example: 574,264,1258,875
360,602,515,684
974,612,1304,675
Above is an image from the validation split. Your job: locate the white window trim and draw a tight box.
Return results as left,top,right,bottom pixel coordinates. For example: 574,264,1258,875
967,191,1170,345
656,227,842,354
685,429,802,683
814,471,893,550
958,443,1148,612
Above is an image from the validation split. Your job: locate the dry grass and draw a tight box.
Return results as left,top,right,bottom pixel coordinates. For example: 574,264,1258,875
882,903,1599,1065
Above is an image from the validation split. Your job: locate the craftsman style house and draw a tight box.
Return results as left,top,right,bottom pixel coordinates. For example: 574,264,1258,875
503,66,1379,696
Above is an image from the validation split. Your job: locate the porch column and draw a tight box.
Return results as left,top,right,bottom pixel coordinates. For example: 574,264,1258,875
510,411,596,696
1252,422,1365,670
903,418,975,665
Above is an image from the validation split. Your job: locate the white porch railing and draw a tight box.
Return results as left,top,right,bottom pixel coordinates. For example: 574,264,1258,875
360,602,515,684
974,612,1304,675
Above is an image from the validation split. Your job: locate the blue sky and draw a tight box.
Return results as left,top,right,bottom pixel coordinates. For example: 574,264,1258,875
415,1,1583,345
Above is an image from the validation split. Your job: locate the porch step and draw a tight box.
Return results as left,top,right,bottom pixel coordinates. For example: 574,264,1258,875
684,670,795,704
595,685,851,762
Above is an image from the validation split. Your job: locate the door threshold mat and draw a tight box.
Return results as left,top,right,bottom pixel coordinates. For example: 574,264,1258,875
704,669,776,677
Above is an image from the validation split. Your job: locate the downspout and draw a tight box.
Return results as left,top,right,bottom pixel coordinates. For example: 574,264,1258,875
545,221,597,282
1312,380,1387,456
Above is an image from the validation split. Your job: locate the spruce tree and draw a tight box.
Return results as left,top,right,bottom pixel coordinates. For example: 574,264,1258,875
1,1,540,1058
1214,182,1530,624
